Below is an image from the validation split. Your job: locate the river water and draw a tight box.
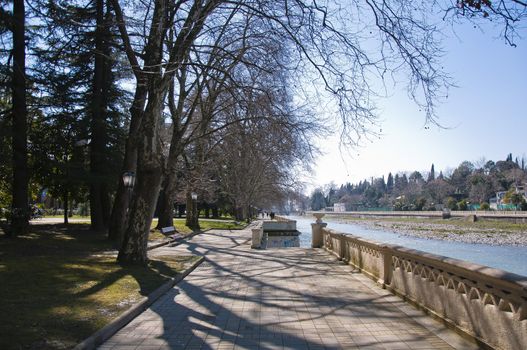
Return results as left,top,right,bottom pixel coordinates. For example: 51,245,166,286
290,216,527,277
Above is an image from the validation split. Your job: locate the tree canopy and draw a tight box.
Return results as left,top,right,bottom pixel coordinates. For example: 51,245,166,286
0,0,525,262
311,155,527,211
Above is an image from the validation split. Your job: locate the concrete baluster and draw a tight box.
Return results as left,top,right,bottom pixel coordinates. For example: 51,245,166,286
339,234,347,261
311,213,327,248
251,227,263,249
379,245,393,287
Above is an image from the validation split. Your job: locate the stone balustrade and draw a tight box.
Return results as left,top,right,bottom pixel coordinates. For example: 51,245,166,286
251,221,264,249
312,221,527,350
274,215,291,222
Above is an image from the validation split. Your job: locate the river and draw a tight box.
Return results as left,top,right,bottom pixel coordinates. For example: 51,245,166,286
289,215,527,277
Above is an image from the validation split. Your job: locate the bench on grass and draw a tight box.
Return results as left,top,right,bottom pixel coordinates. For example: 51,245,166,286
160,226,184,240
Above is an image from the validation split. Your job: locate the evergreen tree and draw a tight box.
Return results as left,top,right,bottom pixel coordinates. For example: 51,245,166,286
386,173,394,193
428,164,435,182
310,190,326,211
2,0,29,235
401,174,409,188
33,0,130,228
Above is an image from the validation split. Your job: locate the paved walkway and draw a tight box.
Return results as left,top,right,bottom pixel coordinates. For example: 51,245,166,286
99,227,479,350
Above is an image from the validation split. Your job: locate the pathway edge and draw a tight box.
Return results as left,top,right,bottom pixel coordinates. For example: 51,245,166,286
73,255,204,350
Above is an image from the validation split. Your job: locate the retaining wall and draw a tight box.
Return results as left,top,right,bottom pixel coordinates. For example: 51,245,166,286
310,210,527,220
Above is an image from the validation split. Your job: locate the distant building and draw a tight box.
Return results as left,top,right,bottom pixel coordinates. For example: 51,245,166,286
490,184,527,210
334,203,346,212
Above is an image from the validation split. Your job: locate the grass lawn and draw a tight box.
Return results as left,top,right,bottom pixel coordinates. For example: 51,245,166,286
149,218,246,240
42,215,90,219
0,223,198,350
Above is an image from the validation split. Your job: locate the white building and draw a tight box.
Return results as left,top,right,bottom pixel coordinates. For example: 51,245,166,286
334,203,346,212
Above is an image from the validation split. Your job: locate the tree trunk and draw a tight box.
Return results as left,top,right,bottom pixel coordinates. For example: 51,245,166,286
156,175,177,229
113,0,167,253
185,191,193,227
9,0,28,237
117,87,165,265
108,84,146,244
90,0,110,232
193,200,200,229
63,191,69,225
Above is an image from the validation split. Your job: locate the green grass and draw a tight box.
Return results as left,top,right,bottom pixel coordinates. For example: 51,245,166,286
42,215,90,219
0,223,198,350
197,219,246,230
149,218,246,241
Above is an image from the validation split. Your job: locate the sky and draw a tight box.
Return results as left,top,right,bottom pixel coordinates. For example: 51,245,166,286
308,20,527,191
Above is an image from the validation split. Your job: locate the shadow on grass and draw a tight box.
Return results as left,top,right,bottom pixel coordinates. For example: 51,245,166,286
0,223,193,350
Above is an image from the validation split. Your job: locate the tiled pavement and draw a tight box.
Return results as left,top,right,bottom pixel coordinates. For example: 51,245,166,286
99,226,479,350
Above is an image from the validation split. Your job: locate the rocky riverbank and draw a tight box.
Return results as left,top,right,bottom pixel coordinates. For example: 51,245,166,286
331,217,527,246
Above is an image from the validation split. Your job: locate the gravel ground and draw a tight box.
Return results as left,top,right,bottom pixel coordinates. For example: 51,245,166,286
335,218,527,246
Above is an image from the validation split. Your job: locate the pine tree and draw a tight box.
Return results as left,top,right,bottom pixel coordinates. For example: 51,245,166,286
428,164,435,182
386,173,394,193
33,0,130,228
7,0,29,236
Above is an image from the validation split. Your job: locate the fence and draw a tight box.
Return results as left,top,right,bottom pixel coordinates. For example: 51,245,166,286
314,224,527,350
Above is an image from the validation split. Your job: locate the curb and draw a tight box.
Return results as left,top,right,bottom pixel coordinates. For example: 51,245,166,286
73,255,204,350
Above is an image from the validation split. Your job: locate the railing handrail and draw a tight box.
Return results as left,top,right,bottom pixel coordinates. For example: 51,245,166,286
318,224,527,350
323,227,527,289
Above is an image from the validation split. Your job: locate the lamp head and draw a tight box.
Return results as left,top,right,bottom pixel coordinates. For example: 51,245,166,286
122,171,136,188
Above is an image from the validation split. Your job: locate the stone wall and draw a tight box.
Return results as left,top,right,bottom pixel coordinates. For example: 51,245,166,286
317,226,527,350
310,210,527,220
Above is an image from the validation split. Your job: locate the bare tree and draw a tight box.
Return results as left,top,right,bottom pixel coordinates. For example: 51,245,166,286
443,0,526,47
110,0,526,264
209,68,317,220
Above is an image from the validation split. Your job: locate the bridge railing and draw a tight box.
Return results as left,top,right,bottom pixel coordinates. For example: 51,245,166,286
315,224,527,350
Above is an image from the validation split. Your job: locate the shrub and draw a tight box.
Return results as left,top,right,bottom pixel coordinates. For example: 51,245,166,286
446,197,458,210
479,202,490,210
457,199,468,211
414,197,427,211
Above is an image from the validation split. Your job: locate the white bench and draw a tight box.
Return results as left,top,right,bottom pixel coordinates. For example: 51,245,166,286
161,226,178,237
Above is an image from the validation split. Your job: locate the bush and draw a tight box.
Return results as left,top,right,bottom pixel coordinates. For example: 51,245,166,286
480,202,490,210
414,197,427,211
457,199,468,211
446,197,458,210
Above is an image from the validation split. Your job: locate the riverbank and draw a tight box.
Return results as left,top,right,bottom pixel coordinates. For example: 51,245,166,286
324,215,527,246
